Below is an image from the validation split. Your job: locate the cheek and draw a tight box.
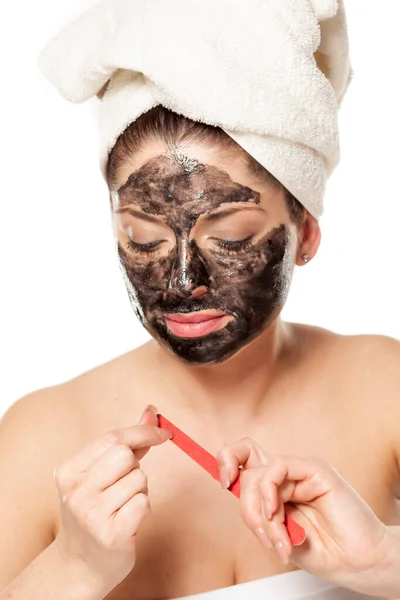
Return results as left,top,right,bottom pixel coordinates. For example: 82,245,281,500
209,248,270,281
207,227,293,297
207,253,273,310
206,245,280,286
118,246,173,290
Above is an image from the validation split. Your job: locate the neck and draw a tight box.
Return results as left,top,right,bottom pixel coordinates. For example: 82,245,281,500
154,318,296,427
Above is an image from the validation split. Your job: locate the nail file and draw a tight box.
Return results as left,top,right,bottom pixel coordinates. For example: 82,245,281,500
157,413,306,546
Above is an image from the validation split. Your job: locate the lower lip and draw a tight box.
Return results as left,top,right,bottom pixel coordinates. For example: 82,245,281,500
164,315,229,338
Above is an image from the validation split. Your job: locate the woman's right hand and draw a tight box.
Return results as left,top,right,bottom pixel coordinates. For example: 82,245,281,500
52,405,172,595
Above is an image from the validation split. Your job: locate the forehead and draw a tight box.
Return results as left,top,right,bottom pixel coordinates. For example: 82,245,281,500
115,152,261,219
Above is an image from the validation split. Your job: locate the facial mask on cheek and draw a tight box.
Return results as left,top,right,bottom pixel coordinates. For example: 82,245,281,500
113,153,294,364
117,223,294,364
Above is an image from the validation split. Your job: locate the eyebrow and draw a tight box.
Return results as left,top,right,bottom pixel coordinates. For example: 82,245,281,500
201,205,265,222
115,207,163,225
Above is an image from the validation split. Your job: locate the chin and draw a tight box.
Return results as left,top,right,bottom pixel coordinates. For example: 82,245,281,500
145,310,281,365
147,327,234,365
152,328,257,366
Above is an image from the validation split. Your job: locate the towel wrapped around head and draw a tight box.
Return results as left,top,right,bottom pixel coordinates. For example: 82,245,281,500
38,0,352,219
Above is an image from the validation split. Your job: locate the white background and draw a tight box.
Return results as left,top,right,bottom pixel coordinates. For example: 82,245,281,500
0,1,399,417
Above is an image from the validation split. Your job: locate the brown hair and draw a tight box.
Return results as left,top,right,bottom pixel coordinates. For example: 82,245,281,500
107,105,305,224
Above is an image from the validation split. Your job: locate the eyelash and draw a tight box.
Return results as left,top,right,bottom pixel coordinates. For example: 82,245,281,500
126,237,254,256
126,239,161,256
215,236,253,253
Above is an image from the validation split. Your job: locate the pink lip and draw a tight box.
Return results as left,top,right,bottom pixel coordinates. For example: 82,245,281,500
164,310,230,338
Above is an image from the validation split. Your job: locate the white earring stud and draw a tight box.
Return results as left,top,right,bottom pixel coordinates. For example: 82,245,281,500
302,254,310,263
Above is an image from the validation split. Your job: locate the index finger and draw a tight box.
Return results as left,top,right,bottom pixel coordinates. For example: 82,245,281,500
217,437,269,487
59,424,172,476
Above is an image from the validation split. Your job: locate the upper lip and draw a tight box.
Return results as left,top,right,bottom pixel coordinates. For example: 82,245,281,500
164,309,227,323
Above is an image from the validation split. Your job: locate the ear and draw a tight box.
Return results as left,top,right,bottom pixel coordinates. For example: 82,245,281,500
295,212,321,266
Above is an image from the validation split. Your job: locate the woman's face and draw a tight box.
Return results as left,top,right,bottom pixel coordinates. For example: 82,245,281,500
111,141,299,364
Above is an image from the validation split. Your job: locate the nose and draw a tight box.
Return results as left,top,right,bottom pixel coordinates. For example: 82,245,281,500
168,283,208,300
168,239,210,299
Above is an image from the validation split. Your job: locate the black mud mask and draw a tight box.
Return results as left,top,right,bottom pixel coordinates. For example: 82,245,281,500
112,153,294,364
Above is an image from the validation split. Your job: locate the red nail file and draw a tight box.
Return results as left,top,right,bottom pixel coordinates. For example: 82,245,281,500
157,413,306,546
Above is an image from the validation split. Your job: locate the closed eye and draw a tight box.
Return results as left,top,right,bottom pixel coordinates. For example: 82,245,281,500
213,236,254,253
126,239,163,256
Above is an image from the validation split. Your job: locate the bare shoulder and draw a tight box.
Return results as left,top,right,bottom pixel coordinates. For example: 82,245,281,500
291,322,400,413
328,330,400,415
0,385,76,583
329,329,399,385
0,343,153,557
293,322,400,455
293,322,400,376
0,377,93,506
51,341,155,454
0,384,74,468
335,331,400,459
0,342,154,481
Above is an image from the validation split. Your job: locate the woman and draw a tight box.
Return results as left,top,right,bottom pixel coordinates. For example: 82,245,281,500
0,0,399,599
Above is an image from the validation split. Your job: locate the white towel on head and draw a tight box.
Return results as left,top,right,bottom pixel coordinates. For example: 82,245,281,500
38,0,352,219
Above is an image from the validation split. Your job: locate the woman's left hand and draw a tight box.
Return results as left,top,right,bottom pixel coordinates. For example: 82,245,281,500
217,438,393,594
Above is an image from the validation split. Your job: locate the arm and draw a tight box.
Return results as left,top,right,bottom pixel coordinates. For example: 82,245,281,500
0,391,107,600
373,525,400,597
217,438,400,597
380,338,400,596
0,542,107,600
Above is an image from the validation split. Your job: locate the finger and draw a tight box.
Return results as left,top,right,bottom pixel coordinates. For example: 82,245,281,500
112,492,151,542
256,456,337,558
104,468,148,514
261,456,334,505
58,403,159,476
258,465,293,562
82,444,141,494
55,423,172,490
259,457,296,517
239,467,290,564
239,468,273,549
137,405,159,426
263,515,292,565
217,437,269,489
134,406,168,460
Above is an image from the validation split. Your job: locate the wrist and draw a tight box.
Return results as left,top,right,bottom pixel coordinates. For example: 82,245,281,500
375,525,400,597
339,524,400,597
49,542,110,600
361,525,400,597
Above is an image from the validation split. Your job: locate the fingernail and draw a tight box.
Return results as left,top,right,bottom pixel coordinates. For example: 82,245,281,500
256,527,273,549
262,499,273,520
275,541,289,565
138,404,158,424
220,466,231,489
138,405,150,423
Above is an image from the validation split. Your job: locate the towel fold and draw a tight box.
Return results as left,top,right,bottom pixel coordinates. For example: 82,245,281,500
38,0,352,218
